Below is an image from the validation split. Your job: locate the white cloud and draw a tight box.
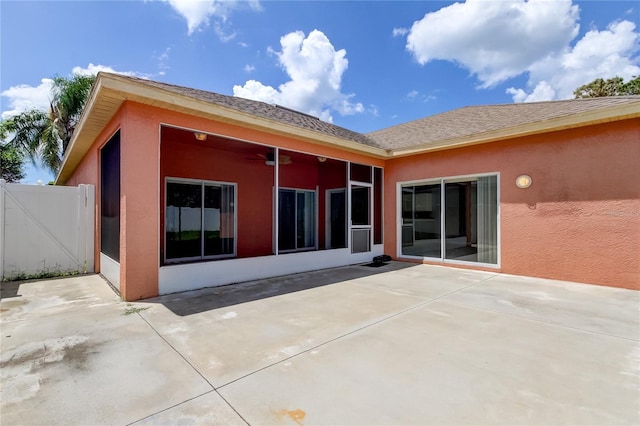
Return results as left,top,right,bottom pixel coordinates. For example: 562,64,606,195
402,0,640,102
163,0,221,34
393,27,409,37
233,29,364,123
405,0,580,87
155,47,171,75
162,0,261,36
71,63,148,78
1,64,147,119
507,20,640,101
244,64,255,73
506,81,555,103
405,90,437,103
1,78,53,119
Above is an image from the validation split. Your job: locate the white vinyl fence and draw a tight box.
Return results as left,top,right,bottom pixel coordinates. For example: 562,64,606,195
0,180,95,281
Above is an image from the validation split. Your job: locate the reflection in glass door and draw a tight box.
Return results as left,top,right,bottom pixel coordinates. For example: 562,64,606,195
401,184,441,258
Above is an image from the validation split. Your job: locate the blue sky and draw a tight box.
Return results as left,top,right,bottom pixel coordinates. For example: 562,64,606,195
1,0,638,184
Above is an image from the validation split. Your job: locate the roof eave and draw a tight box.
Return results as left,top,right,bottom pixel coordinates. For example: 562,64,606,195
388,103,640,158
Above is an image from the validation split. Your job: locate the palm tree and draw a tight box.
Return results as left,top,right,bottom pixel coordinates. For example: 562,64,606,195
0,73,95,175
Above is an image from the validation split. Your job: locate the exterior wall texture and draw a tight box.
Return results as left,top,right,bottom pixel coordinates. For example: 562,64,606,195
67,101,384,300
384,119,640,290
66,96,639,298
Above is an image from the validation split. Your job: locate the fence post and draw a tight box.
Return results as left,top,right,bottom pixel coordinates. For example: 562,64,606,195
87,185,95,273
78,184,95,273
0,179,5,280
77,185,85,273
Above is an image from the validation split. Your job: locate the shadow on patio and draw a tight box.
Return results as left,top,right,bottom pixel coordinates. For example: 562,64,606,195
144,262,416,316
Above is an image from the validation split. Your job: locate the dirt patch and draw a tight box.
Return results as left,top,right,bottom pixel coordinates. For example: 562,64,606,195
1,335,101,407
1,335,99,371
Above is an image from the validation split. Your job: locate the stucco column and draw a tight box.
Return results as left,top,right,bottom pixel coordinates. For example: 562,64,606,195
119,103,160,300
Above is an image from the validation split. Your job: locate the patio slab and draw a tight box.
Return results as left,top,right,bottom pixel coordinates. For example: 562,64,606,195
1,263,638,425
1,276,214,425
136,264,435,387
443,273,640,339
218,299,639,425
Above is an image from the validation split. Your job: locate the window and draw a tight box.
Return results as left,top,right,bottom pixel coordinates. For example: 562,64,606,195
279,189,316,252
400,175,498,265
166,179,235,262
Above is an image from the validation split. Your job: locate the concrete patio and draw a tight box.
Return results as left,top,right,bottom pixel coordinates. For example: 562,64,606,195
1,263,638,425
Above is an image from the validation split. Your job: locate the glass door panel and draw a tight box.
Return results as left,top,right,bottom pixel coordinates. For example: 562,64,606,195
351,185,371,254
443,176,497,264
444,181,476,261
166,182,202,260
278,189,296,251
401,184,441,258
278,188,316,252
297,191,315,249
351,186,370,226
328,190,346,249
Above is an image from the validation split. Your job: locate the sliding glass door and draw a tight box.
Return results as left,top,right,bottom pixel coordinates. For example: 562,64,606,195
400,175,498,265
165,179,236,262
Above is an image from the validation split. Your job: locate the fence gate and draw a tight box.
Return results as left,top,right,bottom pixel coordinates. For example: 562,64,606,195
0,180,95,281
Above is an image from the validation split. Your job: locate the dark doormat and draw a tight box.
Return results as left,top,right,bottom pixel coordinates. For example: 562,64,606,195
364,262,388,268
363,255,392,267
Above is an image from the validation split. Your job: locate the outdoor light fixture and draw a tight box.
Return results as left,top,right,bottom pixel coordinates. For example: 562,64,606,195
194,132,207,141
515,174,532,189
317,156,327,163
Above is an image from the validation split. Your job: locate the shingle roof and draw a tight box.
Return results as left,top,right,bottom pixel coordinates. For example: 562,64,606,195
108,74,640,153
121,75,384,148
366,96,640,150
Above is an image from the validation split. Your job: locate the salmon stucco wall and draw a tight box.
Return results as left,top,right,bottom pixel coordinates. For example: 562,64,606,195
384,119,640,290
70,101,162,300
117,103,161,300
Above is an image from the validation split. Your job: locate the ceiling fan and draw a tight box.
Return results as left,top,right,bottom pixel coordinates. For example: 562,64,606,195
250,150,292,166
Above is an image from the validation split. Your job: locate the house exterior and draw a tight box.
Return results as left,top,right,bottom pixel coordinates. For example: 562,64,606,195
58,73,640,300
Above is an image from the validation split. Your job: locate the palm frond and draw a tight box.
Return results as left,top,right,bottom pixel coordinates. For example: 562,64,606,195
0,109,51,155
0,73,95,176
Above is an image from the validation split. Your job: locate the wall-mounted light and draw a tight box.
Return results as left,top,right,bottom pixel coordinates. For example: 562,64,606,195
194,132,207,141
317,156,327,163
515,174,532,189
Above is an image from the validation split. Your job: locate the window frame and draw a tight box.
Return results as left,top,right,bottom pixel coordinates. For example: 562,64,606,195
277,187,318,254
164,177,237,264
396,172,500,268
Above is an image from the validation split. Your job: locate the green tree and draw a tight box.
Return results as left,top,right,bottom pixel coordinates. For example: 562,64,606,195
574,76,640,98
0,143,26,182
0,73,95,176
